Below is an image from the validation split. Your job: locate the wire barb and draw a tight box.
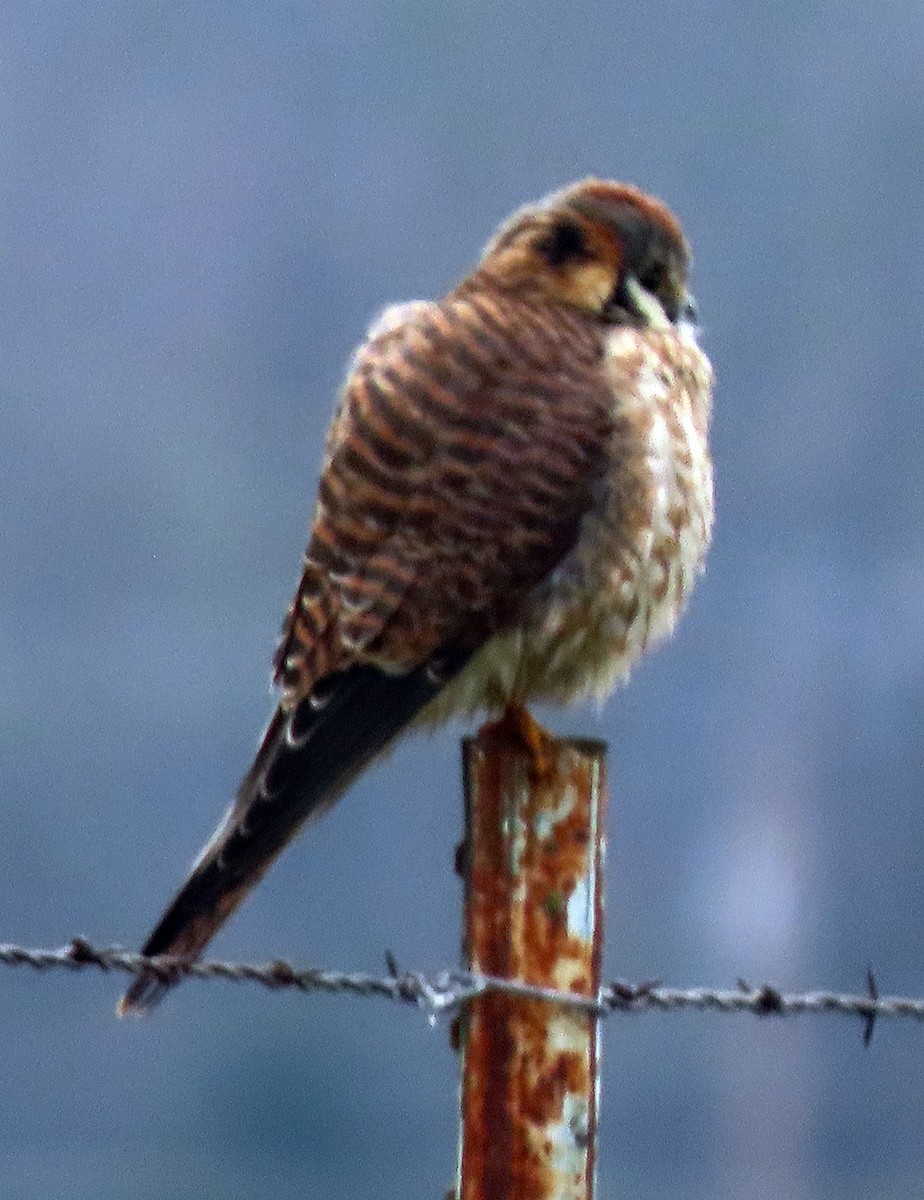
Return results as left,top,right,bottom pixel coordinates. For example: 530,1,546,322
2,941,923,1031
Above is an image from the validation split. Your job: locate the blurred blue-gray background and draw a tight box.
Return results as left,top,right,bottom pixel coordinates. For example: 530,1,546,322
2,3,923,1197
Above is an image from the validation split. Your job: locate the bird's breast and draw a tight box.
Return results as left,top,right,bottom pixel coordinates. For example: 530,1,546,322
427,327,714,720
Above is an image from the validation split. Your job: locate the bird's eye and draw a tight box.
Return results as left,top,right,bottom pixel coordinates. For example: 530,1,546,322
636,261,686,323
637,263,667,297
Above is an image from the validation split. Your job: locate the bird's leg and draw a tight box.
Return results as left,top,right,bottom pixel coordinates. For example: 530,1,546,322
479,702,558,782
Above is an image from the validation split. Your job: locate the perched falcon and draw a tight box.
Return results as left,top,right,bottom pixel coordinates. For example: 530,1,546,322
119,179,714,1015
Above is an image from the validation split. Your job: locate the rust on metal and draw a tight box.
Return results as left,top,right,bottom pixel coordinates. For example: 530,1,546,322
458,715,607,1200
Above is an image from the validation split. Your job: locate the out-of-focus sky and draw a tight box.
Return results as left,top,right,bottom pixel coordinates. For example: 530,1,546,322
1,4,923,1197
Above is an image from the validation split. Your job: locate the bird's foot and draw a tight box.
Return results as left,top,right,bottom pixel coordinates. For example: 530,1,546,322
479,703,559,783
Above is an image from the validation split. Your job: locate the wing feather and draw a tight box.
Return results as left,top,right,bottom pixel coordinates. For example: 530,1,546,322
276,287,613,702
119,288,615,1014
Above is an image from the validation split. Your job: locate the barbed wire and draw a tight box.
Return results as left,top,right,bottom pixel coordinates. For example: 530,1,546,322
2,939,921,1042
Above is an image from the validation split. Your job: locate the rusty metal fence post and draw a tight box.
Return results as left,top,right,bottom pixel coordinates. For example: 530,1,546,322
458,726,607,1200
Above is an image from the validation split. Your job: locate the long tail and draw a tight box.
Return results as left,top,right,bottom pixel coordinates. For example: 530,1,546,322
117,655,466,1016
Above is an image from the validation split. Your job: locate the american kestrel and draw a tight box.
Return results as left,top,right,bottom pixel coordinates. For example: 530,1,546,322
119,179,714,1014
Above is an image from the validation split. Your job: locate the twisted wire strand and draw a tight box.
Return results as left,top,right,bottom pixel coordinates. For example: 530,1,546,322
1,939,920,1036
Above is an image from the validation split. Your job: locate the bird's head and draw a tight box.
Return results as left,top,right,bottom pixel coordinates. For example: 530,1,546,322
479,178,697,331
